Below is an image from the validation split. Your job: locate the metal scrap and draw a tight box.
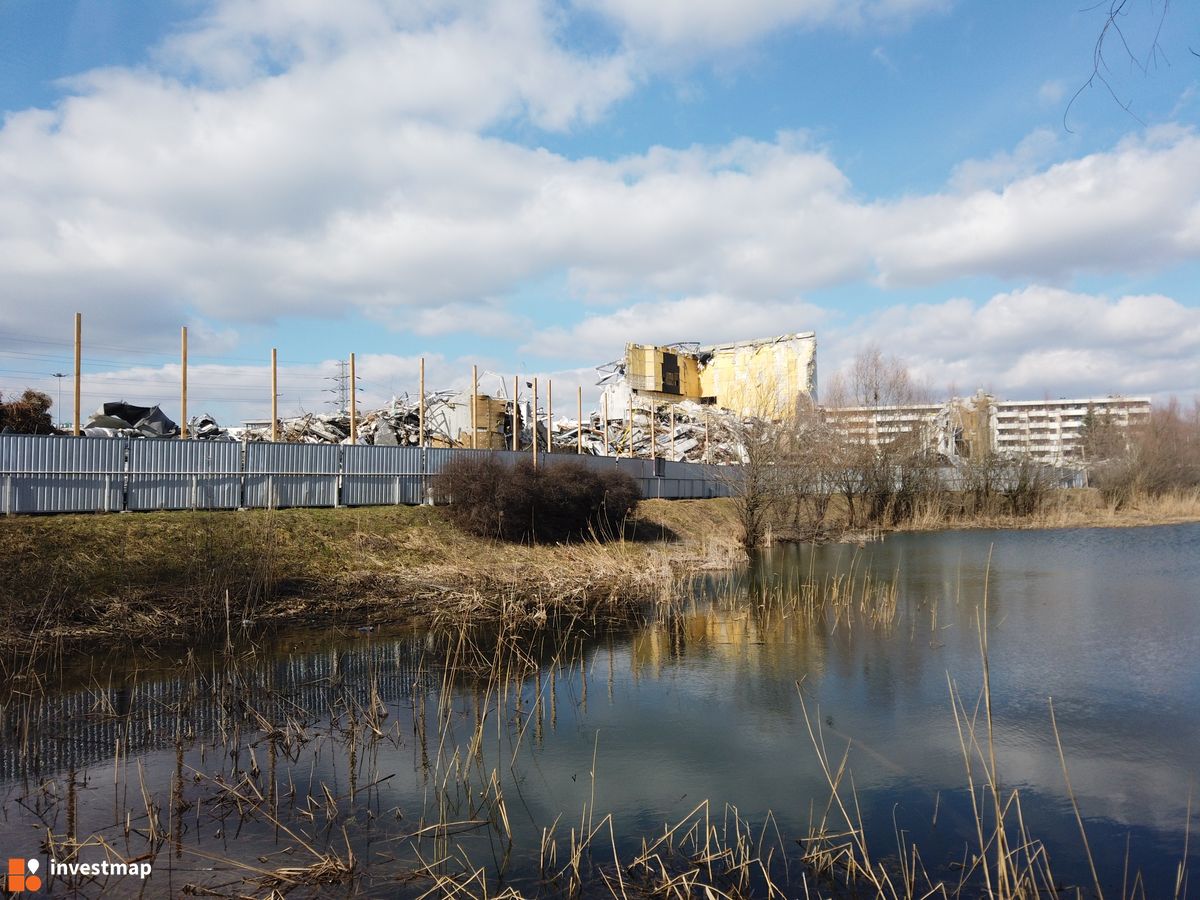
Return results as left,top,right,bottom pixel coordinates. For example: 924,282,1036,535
83,402,179,438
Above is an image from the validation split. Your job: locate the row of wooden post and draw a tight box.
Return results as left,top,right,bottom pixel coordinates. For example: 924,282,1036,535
66,314,710,461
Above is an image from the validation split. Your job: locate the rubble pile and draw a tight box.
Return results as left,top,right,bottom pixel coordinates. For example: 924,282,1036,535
83,402,179,438
186,393,463,445
84,394,752,463
548,400,749,464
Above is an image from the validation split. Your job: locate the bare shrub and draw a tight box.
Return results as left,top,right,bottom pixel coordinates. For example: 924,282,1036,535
438,455,639,543
1092,399,1200,507
0,389,55,434
961,453,1003,517
998,456,1051,517
435,454,510,536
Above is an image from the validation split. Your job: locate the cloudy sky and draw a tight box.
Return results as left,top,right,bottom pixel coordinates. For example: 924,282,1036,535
1,0,1199,425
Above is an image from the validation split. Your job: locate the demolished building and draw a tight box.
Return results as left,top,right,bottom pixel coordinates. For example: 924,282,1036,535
598,333,818,418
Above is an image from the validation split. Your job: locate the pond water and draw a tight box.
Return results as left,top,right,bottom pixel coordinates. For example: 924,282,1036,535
1,524,1197,897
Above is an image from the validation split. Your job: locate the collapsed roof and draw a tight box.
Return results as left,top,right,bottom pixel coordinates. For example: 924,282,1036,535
84,402,179,438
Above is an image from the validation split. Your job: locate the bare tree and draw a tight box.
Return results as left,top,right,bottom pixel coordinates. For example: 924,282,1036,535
716,378,792,553
1067,0,1178,130
1092,398,1200,506
823,346,936,526
779,397,842,538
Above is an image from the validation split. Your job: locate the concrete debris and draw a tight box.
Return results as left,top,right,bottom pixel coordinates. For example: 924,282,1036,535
546,398,750,464
191,413,228,440
167,396,751,462
186,391,514,448
88,391,756,463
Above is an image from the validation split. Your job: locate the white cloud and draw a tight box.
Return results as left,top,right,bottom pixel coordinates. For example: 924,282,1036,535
525,293,827,361
871,45,898,73
823,288,1200,401
156,0,634,131
1038,79,1065,106
2,0,1200,407
874,127,1200,285
8,48,1200,355
948,127,1061,192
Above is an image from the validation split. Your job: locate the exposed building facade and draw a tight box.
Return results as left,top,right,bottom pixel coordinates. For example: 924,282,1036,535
599,332,817,417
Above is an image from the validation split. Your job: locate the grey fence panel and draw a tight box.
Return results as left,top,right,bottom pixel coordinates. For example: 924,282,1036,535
126,440,242,510
1,434,126,514
424,448,530,473
484,450,529,468
610,457,655,499
2,437,735,513
244,443,340,508
539,454,728,499
545,453,620,473
613,457,654,479
659,460,698,480
422,447,460,476
341,445,425,506
658,460,731,499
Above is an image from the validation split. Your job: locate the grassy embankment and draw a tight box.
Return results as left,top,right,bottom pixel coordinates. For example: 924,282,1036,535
2,487,1197,659
0,499,741,658
769,486,1200,542
900,486,1200,531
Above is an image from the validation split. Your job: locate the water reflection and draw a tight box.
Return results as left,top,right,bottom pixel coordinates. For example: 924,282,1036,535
0,524,1196,897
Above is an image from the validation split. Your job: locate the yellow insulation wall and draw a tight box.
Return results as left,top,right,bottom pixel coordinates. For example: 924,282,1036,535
621,334,816,415
624,344,701,396
698,335,816,414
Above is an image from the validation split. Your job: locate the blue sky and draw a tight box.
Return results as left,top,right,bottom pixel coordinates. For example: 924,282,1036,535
1,0,1199,424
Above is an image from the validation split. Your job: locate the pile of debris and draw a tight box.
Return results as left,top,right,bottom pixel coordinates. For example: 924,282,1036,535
79,394,751,463
83,402,179,439
187,392,509,447
548,400,748,464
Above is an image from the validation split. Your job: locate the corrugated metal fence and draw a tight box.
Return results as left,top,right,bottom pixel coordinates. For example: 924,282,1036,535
0,434,731,515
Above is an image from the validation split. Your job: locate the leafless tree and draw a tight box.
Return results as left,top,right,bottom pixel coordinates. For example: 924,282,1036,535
822,346,938,526
1067,0,1181,130
715,380,793,553
779,397,842,537
1092,397,1200,506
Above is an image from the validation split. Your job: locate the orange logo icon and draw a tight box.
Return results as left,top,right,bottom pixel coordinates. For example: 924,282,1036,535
6,858,42,892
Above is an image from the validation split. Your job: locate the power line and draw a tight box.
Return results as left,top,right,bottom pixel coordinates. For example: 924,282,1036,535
0,331,354,369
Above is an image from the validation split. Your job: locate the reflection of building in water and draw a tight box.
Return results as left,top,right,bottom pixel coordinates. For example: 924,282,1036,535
630,605,830,683
0,635,431,782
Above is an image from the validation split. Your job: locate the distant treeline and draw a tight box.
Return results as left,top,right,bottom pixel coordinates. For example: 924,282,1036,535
721,348,1200,550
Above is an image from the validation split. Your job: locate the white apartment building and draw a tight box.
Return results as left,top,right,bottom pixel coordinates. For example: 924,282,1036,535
826,394,1151,463
991,397,1150,461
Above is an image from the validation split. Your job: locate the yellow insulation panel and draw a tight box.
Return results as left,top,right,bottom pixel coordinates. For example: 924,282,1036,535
624,343,702,397
698,335,816,415
623,334,816,415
